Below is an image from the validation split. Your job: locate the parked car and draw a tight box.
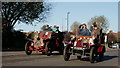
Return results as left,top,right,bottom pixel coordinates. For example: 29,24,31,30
108,43,113,48
111,43,120,49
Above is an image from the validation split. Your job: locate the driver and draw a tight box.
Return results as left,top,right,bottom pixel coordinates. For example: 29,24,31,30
50,30,64,48
51,30,60,39
78,24,91,36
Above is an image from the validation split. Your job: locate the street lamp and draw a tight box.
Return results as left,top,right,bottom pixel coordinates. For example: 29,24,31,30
67,12,70,32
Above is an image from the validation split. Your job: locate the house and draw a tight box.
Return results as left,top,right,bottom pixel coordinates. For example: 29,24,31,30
107,31,120,43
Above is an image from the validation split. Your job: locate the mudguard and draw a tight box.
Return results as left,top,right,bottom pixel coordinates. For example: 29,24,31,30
97,46,105,53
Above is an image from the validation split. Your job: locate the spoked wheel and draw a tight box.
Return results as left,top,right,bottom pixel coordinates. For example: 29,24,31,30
25,41,32,55
59,43,64,55
45,42,51,56
42,45,47,55
98,46,106,61
64,44,71,61
99,53,104,61
90,47,96,63
98,46,105,61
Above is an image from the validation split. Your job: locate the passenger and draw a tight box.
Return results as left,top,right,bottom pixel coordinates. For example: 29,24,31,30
92,25,101,39
27,32,35,40
79,24,82,29
56,26,59,30
78,24,83,34
43,25,49,31
52,25,58,32
90,25,94,32
78,24,91,36
27,31,41,47
48,26,53,31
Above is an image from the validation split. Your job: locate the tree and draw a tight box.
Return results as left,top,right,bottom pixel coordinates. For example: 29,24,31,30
87,15,109,33
1,2,52,50
1,2,52,32
70,21,81,33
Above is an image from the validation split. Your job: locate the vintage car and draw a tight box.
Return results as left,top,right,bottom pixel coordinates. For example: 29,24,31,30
25,31,64,56
63,35,106,63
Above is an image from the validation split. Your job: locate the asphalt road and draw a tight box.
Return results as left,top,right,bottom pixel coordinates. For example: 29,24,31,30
2,48,119,66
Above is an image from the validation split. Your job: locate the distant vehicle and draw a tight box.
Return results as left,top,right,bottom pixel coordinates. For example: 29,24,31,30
111,43,120,49
108,44,112,48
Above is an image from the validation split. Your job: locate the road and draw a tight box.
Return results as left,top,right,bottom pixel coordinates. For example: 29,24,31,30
2,48,119,66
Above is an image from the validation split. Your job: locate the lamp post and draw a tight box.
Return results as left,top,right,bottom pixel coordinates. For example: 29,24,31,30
67,12,70,32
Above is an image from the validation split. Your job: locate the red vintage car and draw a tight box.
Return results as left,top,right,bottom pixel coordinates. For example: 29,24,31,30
25,31,64,56
64,35,106,63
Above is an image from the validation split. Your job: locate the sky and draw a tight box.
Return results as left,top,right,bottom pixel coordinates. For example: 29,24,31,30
14,1,118,33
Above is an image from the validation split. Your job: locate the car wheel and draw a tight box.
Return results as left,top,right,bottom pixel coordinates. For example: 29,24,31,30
64,44,71,61
25,41,32,55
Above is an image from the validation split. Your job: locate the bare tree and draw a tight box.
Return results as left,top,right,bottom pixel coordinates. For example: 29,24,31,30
70,21,81,33
87,15,109,33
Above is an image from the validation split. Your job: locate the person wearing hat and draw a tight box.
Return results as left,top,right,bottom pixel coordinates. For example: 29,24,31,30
43,25,49,31
78,24,91,36
92,25,101,39
48,26,53,31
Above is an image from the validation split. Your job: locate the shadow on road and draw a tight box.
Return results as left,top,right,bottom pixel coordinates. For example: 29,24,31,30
69,55,118,63
103,55,118,61
39,52,63,55
32,52,63,56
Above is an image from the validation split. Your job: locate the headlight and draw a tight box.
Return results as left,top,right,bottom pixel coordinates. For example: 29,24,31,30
41,43,44,46
31,42,34,46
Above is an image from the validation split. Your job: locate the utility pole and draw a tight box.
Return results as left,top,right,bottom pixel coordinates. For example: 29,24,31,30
67,12,70,32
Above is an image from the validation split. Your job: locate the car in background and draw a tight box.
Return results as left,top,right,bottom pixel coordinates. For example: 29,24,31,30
111,43,120,49
108,44,112,48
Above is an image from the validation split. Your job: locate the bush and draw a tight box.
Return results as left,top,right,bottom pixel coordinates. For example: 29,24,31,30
2,30,27,50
